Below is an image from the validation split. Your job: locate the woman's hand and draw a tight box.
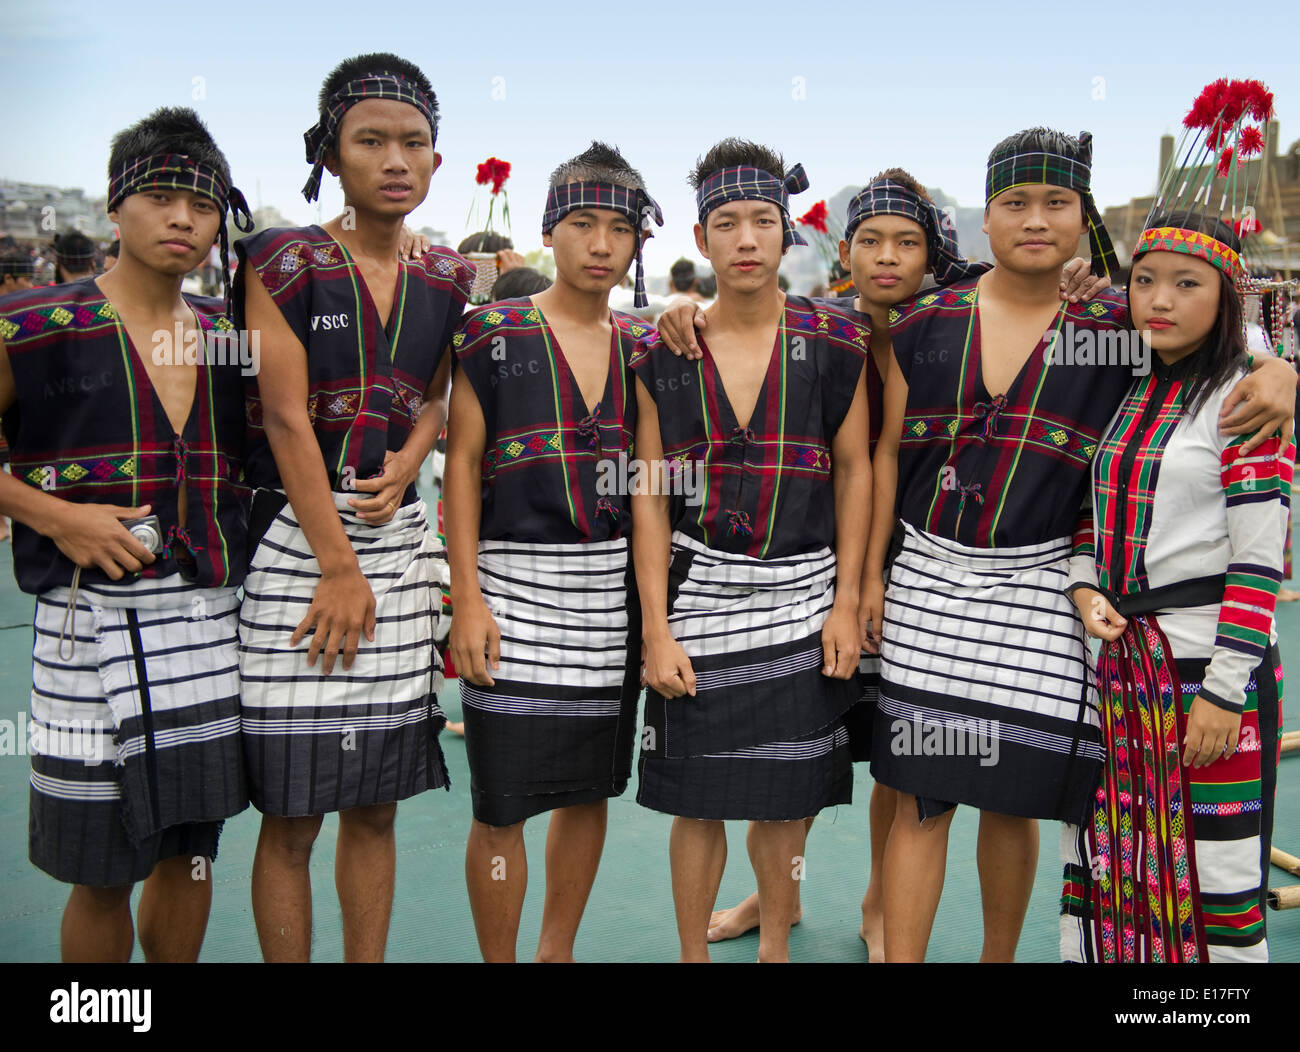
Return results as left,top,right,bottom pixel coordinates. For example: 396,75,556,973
1071,587,1126,641
1182,695,1243,768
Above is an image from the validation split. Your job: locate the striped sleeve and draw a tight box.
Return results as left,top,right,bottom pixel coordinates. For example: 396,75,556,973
1200,432,1295,712
1065,494,1098,595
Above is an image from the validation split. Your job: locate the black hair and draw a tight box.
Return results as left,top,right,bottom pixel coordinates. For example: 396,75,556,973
689,138,785,191
777,274,790,293
1132,210,1246,417
0,246,35,280
549,141,644,190
54,231,96,282
105,240,120,258
695,274,717,298
669,257,696,292
457,231,513,255
872,167,933,203
491,266,553,300
319,53,438,146
107,107,232,195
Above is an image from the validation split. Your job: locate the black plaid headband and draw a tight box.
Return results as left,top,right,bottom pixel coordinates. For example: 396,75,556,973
106,153,253,308
984,133,1118,278
845,179,985,287
302,73,438,202
55,243,97,267
541,181,664,309
695,164,810,250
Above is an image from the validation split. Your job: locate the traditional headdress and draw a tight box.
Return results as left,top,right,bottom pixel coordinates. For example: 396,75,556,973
107,152,253,306
542,181,663,308
985,130,1118,277
696,163,810,251
1134,78,1276,291
846,178,986,286
302,72,438,203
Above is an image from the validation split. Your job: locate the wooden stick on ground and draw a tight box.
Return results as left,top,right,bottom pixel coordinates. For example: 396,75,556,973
1268,885,1300,910
1282,730,1300,756
1273,847,1300,877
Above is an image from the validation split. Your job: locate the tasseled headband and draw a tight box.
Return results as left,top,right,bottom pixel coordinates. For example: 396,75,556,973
107,152,253,309
984,131,1118,278
542,181,663,308
695,163,810,250
302,72,438,203
846,178,986,287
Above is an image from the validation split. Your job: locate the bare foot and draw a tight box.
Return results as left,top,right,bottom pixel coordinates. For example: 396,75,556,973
707,891,801,942
860,897,885,962
1277,587,1299,603
444,721,465,737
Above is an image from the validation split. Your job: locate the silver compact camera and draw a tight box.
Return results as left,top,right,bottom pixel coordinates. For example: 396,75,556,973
123,515,165,555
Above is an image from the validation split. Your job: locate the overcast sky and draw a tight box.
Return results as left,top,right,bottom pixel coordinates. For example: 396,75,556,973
3,0,1295,278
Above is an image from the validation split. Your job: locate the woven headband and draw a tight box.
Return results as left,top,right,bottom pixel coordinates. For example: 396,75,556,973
55,243,97,267
106,152,253,309
696,163,810,250
302,73,437,203
542,181,663,308
984,135,1119,278
845,179,985,287
1132,226,1244,287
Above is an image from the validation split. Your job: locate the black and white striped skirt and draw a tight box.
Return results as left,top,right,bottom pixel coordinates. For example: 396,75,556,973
29,576,245,886
638,533,855,821
239,492,448,816
461,537,640,827
869,522,1103,822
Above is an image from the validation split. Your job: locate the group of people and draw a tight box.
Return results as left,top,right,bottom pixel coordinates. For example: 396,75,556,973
0,52,1295,964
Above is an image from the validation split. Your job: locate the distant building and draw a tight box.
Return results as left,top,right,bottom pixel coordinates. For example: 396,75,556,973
0,180,115,245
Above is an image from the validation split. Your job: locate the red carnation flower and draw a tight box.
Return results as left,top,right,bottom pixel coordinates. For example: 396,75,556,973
1243,79,1275,121
1217,145,1235,177
1238,125,1265,157
1185,77,1230,130
475,157,512,195
797,200,829,235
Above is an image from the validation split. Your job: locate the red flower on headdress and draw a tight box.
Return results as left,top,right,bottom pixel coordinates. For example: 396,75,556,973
1238,125,1265,157
1234,215,1262,237
797,200,829,235
1184,78,1230,130
475,157,512,195
1244,79,1275,122
1217,146,1235,177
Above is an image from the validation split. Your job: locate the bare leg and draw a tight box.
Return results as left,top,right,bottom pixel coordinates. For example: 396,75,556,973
535,800,608,962
669,817,727,962
137,852,213,962
748,819,808,963
251,813,325,962
707,816,810,941
336,802,398,962
465,818,527,962
860,782,896,960
60,883,134,963
976,810,1038,962
882,791,955,962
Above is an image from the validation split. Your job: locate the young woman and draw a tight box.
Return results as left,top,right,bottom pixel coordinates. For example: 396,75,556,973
1063,213,1293,963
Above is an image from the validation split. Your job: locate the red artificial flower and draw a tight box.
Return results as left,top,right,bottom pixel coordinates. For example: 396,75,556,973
1234,214,1262,237
475,157,512,195
1243,79,1275,121
1184,77,1230,130
1238,124,1265,157
1217,145,1235,177
797,200,829,235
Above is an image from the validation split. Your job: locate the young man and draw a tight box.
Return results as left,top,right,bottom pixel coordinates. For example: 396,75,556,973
860,128,1297,962
446,141,660,962
0,107,252,961
235,52,474,962
53,231,98,284
0,246,36,294
631,139,871,963
662,169,992,955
